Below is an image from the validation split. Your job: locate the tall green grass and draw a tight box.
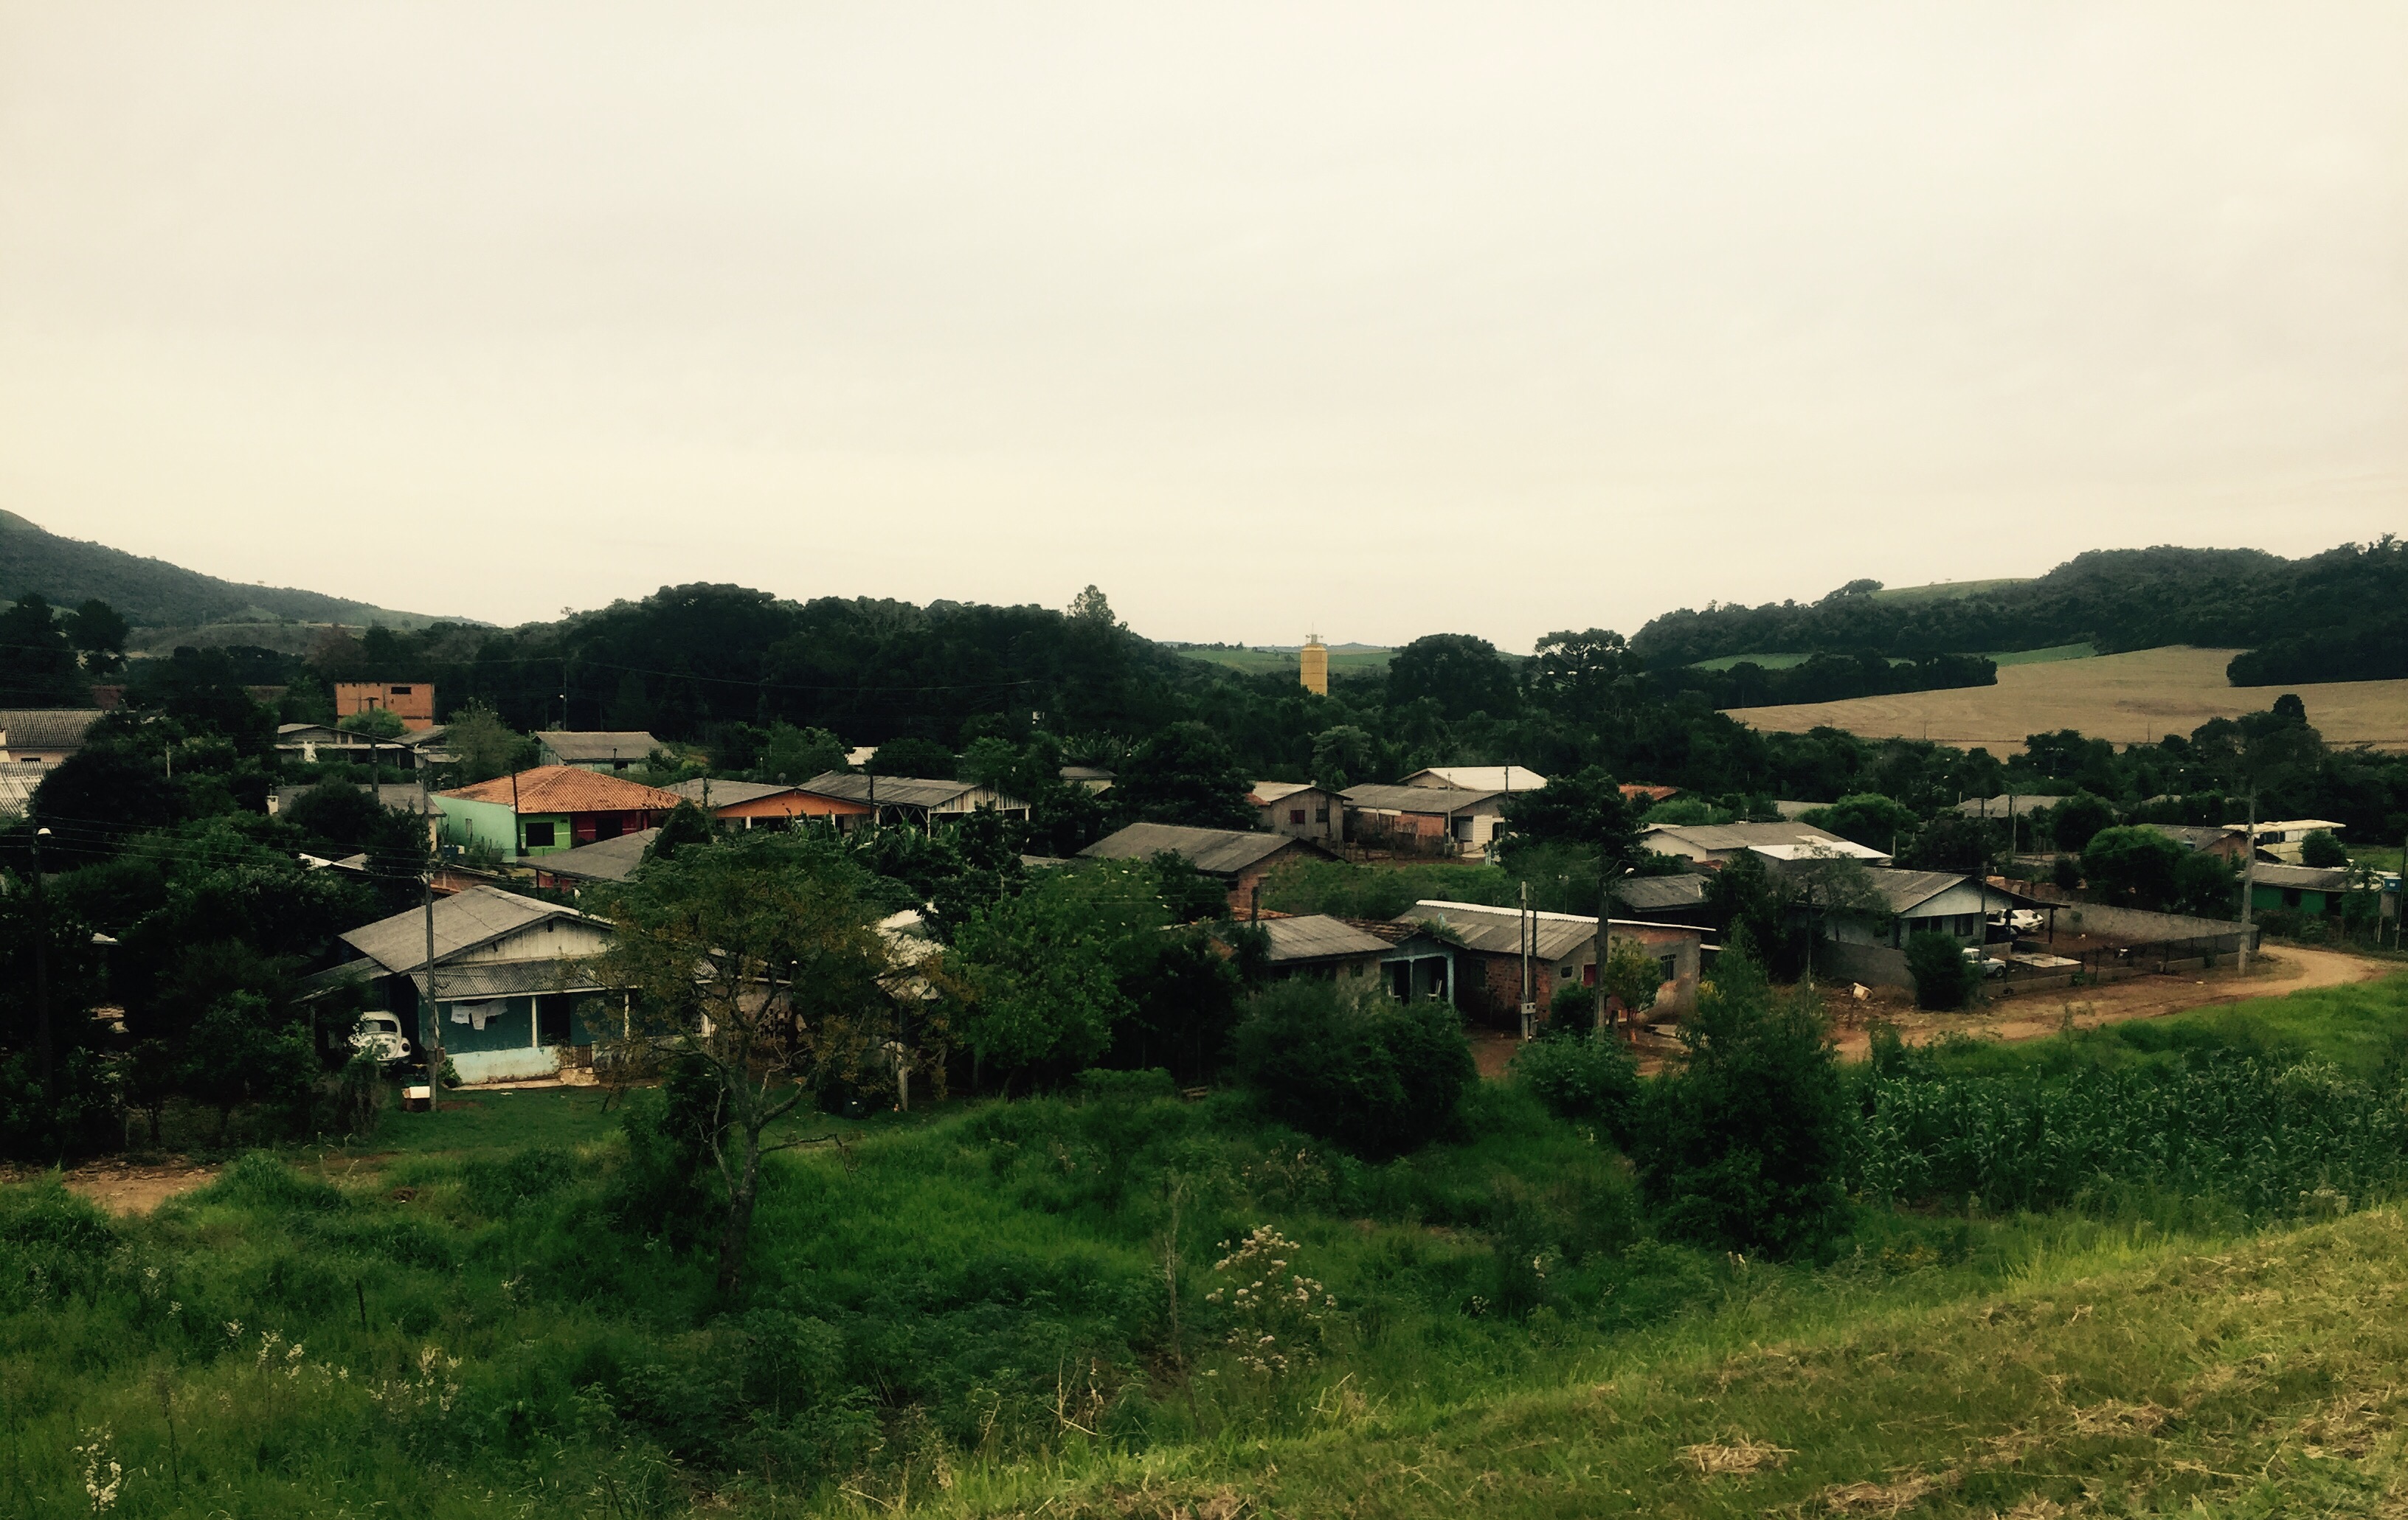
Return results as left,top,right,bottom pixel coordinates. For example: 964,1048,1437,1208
5,977,2407,1516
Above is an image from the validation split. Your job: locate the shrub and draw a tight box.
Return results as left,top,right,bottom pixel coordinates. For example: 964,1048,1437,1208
1231,979,1474,1159
1904,932,1975,1012
2052,855,2083,891
1632,948,1851,1258
1512,1034,1640,1142
607,1053,724,1246
1545,982,1594,1034
2300,830,2348,869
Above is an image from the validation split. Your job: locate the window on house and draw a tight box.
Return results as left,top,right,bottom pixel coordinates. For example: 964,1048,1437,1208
1289,808,1306,825
1559,964,1574,979
1315,806,1329,822
523,820,556,849
1659,955,1677,983
2283,888,2303,908
392,685,412,695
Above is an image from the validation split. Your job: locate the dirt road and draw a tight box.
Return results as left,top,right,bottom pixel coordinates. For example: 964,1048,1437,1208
1823,945,2389,1061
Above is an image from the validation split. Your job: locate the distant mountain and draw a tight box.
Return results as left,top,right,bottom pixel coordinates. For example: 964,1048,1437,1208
1629,541,2408,685
0,510,471,631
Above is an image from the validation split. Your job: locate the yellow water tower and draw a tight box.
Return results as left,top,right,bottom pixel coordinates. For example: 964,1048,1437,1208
1299,633,1329,696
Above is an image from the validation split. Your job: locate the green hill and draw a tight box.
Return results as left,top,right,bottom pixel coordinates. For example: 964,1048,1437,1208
0,510,468,631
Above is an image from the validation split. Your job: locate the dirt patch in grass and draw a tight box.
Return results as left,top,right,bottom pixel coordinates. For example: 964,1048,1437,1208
15,1159,223,1216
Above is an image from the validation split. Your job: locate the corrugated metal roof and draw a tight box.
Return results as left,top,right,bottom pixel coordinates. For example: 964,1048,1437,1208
1860,868,1975,914
1248,780,1326,804
2147,824,2245,849
1259,915,1391,963
0,709,105,751
442,766,682,815
339,884,598,974
0,768,41,819
2251,863,2350,891
1079,822,1308,875
1397,901,1598,960
1401,766,1548,792
536,730,662,762
667,778,799,809
537,829,660,884
1612,874,1709,912
410,960,607,999
1341,782,1502,813
1644,821,1872,856
797,772,1023,811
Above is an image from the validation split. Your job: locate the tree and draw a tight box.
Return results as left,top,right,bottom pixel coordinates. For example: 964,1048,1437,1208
1309,725,1379,791
1068,584,1121,628
754,722,846,785
1799,794,1916,853
1596,936,1664,1026
1231,979,1474,1159
1903,932,1974,1011
2300,830,2348,869
1525,628,1639,713
64,599,128,676
1497,766,1641,867
179,990,317,1142
1113,721,1254,830
2174,850,2237,918
866,736,954,780
590,836,899,1294
2048,791,2116,855
2082,826,2185,909
338,707,407,740
949,861,1166,1085
1385,633,1515,721
1631,945,1850,1258
0,594,86,704
1151,850,1229,923
443,702,534,785
646,799,716,861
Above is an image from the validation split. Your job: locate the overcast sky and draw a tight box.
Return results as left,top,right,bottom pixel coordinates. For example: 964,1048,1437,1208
1,3,2401,648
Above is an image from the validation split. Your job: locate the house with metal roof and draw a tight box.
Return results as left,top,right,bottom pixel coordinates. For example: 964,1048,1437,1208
1253,914,1391,982
1609,872,1713,924
2227,819,2348,865
1059,765,1115,793
666,777,869,829
274,721,452,769
794,772,1028,830
1249,780,1345,844
536,730,665,772
1341,782,1514,861
1641,820,1892,868
1395,900,1706,1025
309,884,617,1084
437,766,681,860
2248,862,2353,918
532,828,660,891
0,708,105,766
1079,822,1335,915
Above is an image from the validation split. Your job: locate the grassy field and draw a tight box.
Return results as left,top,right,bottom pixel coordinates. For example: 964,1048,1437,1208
1868,577,2032,605
8,974,2408,1517
1172,645,1393,676
1728,645,2408,752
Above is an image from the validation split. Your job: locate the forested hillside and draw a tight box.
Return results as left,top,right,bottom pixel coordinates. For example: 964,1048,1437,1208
1629,538,2408,684
0,510,456,630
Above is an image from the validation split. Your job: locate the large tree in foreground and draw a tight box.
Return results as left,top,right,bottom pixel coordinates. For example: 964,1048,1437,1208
590,835,899,1294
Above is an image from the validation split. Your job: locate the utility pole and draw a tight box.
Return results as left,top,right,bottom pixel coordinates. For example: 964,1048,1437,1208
32,826,52,1098
421,762,446,1106
1518,880,1535,1041
2238,791,2257,975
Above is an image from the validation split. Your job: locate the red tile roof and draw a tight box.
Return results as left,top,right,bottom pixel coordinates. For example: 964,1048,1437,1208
441,766,684,815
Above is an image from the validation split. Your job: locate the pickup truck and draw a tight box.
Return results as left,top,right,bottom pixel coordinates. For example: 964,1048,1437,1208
349,1013,412,1064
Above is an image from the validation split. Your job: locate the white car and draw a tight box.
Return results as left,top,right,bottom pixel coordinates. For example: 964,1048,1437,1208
350,1013,412,1064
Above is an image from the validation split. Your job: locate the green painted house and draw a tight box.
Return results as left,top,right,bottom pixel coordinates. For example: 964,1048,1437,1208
2249,863,2350,917
437,765,681,860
